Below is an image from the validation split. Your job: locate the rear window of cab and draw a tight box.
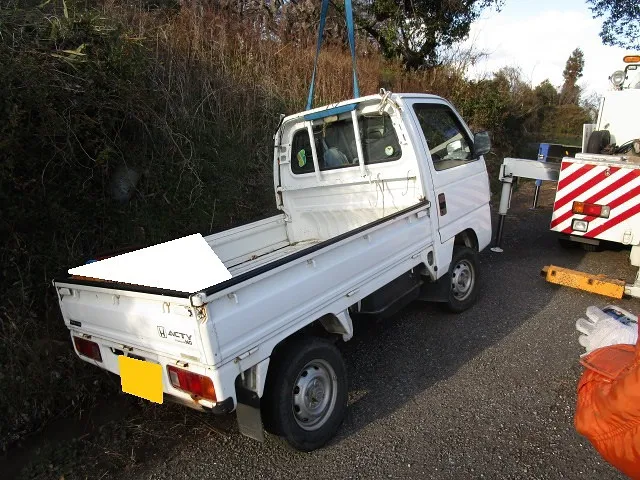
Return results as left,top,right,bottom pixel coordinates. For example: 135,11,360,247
291,113,402,174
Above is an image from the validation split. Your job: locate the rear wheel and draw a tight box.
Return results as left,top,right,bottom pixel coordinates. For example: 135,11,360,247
581,242,599,252
261,337,347,451
557,237,575,249
557,237,599,251
445,246,479,313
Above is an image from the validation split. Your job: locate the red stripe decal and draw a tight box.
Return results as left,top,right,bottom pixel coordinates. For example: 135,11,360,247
586,203,640,238
556,164,596,192
553,166,620,212
550,169,637,228
552,211,582,230
560,161,574,171
562,183,640,235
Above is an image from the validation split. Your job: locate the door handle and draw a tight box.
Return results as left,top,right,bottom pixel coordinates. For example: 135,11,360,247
438,193,447,216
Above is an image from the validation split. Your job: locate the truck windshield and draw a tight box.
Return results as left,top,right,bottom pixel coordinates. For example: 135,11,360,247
291,113,402,174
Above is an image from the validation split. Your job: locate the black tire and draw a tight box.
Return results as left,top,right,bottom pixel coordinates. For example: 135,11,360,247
261,337,347,451
445,246,479,313
585,130,610,154
581,242,599,252
557,237,576,249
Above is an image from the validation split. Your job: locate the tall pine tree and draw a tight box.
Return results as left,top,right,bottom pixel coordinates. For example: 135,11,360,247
559,48,585,105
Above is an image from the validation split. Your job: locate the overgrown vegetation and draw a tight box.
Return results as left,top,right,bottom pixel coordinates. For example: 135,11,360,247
0,0,593,451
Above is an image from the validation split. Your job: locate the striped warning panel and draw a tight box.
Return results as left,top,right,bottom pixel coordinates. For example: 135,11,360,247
549,160,640,242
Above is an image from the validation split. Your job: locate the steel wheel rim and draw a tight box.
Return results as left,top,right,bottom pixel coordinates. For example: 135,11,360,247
451,259,475,301
292,359,338,431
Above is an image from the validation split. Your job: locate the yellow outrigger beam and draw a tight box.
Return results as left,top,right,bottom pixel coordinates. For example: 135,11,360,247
541,265,626,299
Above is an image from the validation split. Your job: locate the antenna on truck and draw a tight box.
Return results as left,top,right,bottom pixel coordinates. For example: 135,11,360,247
306,0,360,111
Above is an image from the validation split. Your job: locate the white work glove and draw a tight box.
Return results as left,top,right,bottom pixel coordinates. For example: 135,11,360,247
576,305,638,355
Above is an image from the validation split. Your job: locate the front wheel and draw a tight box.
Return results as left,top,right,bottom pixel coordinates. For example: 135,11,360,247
261,337,347,451
445,246,479,313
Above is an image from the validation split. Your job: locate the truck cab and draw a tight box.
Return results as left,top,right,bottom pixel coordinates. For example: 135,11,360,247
274,93,492,259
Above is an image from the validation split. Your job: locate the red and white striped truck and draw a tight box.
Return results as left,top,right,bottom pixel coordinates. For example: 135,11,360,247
550,153,640,250
551,55,640,250
494,55,640,298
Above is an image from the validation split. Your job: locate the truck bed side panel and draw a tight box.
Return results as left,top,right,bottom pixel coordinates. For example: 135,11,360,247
204,214,289,268
206,202,434,366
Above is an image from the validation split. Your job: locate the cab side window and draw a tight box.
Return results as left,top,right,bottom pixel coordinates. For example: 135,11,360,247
413,103,475,171
291,128,316,174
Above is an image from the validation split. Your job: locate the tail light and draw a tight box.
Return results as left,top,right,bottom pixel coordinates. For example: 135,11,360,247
167,365,216,401
73,336,102,362
572,201,610,218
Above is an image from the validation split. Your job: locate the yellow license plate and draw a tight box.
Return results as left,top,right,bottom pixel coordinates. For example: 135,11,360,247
118,356,163,404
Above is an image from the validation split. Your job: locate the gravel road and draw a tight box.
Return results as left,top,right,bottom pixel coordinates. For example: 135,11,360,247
14,183,639,479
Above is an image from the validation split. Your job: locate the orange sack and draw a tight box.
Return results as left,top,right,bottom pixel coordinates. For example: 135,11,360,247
575,337,640,478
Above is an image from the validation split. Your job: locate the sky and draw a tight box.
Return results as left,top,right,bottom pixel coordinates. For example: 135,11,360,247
460,0,633,97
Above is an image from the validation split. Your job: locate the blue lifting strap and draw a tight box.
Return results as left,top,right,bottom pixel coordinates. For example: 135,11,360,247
306,0,330,111
306,0,360,111
344,0,360,99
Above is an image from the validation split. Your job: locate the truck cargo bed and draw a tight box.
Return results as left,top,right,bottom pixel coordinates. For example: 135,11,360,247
227,240,319,276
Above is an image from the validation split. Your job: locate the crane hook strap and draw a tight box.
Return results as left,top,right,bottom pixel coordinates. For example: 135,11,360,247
345,0,360,100
306,0,360,111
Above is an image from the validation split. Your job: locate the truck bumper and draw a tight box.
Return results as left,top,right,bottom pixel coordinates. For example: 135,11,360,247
164,393,235,414
68,330,237,413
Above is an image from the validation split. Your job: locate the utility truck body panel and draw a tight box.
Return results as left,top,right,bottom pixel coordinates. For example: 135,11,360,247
550,155,640,245
596,89,640,147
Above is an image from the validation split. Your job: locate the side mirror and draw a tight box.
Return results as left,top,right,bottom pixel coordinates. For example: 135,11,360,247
473,131,491,157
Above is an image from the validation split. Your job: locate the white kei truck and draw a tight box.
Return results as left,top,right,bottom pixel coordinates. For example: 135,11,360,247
54,91,493,451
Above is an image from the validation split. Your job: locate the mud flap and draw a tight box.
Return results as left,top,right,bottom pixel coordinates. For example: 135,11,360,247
235,378,264,442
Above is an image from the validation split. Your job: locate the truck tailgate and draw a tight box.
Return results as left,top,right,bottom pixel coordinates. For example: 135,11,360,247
56,282,210,364
550,156,640,244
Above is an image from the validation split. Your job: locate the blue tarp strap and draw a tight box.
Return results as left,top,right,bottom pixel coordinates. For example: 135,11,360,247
344,0,360,99
306,0,360,111
306,0,330,111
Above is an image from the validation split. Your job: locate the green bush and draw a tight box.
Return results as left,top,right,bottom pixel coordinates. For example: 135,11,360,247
0,1,280,450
